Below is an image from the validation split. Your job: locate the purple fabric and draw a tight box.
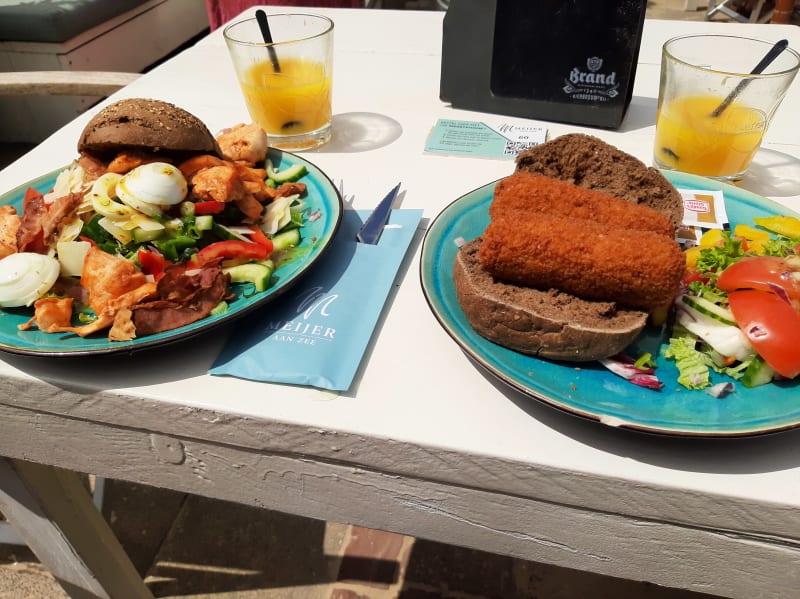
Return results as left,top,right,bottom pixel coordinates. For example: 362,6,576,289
206,0,363,31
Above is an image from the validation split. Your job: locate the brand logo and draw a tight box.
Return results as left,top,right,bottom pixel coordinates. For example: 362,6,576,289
266,286,337,345
685,199,710,213
563,57,620,102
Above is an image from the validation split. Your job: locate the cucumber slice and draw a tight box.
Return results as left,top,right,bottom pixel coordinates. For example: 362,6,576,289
212,223,249,242
210,300,228,316
132,226,162,243
681,295,736,326
266,161,307,184
195,215,213,232
742,355,776,388
271,228,301,251
224,260,274,292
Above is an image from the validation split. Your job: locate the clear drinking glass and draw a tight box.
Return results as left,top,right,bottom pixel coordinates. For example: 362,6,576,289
224,14,334,151
653,34,799,182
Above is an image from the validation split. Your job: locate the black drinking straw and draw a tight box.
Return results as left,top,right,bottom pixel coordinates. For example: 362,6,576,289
711,38,788,117
255,9,281,73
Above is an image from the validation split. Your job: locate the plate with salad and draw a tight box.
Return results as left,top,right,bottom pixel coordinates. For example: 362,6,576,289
0,149,342,357
421,170,800,437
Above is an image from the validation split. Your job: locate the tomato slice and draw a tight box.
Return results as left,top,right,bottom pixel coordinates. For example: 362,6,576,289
716,256,800,301
682,266,708,286
727,289,800,379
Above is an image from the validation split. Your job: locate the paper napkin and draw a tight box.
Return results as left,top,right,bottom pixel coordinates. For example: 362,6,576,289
209,209,423,391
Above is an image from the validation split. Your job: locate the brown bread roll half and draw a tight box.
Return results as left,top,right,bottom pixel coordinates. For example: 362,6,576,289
78,98,217,157
454,238,648,361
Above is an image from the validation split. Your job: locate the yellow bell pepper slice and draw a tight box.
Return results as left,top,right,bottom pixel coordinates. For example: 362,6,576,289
733,223,770,254
699,228,724,247
753,215,800,239
684,245,702,269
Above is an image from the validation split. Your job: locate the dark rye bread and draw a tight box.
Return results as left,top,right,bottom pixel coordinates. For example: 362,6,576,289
454,239,647,361
515,133,683,230
78,98,217,156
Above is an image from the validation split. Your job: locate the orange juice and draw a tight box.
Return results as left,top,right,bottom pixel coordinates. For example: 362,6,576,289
240,57,332,136
654,95,766,178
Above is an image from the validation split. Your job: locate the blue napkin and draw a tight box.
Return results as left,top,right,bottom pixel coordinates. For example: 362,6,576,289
209,209,423,390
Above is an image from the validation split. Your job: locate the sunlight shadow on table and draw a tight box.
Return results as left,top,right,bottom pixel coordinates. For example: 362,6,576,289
739,148,800,199
618,95,658,133
315,112,402,153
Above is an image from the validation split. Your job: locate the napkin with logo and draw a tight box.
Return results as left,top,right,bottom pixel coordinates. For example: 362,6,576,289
209,209,423,390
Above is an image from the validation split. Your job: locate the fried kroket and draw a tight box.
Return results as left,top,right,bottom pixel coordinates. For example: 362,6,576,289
478,210,685,311
490,172,675,239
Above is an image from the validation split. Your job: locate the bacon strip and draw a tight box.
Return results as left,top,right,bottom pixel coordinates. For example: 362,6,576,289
131,263,231,336
42,192,83,245
16,190,47,252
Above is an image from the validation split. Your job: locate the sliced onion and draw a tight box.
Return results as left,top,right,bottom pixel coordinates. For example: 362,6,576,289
0,253,60,307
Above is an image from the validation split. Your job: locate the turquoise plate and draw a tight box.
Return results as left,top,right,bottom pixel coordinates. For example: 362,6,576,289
420,170,800,437
0,149,342,357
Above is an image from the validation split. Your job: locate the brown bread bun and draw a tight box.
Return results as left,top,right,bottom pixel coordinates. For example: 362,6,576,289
78,98,217,157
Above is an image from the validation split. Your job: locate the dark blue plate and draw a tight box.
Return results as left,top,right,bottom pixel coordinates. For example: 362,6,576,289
0,150,342,356
420,170,800,437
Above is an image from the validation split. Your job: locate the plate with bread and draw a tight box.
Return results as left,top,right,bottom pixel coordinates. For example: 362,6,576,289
420,134,800,437
0,99,342,356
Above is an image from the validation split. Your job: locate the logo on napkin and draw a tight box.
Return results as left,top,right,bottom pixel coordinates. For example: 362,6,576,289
210,209,423,391
266,286,338,344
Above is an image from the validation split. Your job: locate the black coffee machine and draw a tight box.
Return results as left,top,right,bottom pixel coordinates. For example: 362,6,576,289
440,0,647,129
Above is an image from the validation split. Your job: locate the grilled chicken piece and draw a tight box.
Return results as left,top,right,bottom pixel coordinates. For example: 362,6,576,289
216,123,268,165
0,206,20,259
81,245,149,315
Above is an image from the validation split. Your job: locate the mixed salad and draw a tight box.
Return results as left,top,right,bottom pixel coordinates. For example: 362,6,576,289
663,214,800,392
601,213,800,394
0,126,313,342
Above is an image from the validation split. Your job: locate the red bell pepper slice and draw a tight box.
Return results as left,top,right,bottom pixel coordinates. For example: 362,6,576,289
191,239,271,267
194,201,226,215
138,247,168,280
248,226,271,249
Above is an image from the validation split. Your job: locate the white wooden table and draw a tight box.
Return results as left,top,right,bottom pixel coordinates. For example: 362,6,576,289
2,8,800,599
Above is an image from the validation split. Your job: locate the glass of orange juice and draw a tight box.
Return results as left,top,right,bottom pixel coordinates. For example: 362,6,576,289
653,35,799,182
224,14,334,151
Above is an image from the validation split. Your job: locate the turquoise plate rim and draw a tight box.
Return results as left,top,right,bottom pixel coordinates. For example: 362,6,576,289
0,149,343,357
420,170,800,438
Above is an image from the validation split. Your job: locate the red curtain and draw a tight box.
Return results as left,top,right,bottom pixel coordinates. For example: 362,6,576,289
206,1,364,31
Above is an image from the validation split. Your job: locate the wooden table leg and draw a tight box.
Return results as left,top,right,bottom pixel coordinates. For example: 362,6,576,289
0,457,152,599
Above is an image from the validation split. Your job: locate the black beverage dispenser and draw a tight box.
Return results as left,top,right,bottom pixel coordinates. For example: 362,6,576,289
440,0,647,129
